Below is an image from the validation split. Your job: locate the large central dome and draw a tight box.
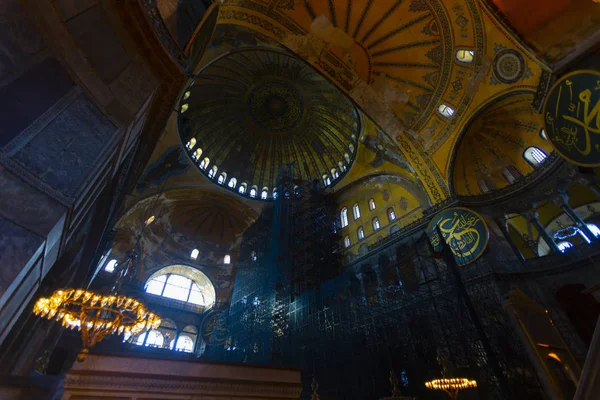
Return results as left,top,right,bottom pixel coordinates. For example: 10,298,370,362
178,49,361,200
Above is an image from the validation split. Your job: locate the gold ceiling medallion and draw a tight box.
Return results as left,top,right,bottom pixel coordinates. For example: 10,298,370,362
542,69,600,167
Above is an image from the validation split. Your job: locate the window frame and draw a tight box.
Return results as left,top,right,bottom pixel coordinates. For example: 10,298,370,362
372,217,380,231
523,146,547,167
340,207,349,228
352,203,361,220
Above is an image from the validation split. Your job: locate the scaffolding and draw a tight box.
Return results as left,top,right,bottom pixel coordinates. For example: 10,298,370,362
203,170,547,399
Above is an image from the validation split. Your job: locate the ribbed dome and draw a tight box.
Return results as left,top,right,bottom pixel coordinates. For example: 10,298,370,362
178,49,361,200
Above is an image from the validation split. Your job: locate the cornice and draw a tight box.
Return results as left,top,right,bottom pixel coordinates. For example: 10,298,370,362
64,373,303,398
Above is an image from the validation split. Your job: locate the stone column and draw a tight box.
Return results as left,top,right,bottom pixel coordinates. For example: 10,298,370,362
499,216,526,261
556,193,597,242
528,211,562,254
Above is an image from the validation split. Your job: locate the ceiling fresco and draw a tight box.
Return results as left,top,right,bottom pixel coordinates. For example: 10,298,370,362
214,0,550,202
452,92,554,197
179,48,361,196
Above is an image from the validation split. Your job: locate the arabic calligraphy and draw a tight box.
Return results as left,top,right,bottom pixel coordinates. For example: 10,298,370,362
427,207,489,266
200,311,230,345
543,70,600,166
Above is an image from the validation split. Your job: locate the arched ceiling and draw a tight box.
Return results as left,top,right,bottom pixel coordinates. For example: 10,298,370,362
214,0,550,204
452,92,554,197
114,189,258,260
179,48,360,197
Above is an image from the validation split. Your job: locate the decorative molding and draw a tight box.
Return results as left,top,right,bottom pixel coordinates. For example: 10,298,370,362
63,373,302,398
140,0,188,68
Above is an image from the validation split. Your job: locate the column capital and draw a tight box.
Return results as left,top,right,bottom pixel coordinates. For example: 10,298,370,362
526,210,540,221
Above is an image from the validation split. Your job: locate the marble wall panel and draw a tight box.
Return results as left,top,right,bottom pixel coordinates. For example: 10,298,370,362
66,4,130,84
0,165,66,238
12,94,117,198
0,57,74,148
0,0,46,83
0,216,44,302
109,62,157,116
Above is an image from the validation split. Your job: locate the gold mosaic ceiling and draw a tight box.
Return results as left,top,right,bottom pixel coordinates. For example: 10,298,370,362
179,48,361,197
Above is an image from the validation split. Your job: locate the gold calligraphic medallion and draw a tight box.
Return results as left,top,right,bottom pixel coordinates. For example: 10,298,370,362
427,207,489,266
542,70,600,166
200,311,230,346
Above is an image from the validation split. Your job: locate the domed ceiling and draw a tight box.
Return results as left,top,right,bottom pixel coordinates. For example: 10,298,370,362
452,92,554,198
178,48,361,199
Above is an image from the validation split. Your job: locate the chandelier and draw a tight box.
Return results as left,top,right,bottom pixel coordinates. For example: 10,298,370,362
425,378,477,400
34,288,160,361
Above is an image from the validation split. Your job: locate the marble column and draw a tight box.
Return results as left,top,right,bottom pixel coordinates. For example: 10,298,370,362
499,217,526,261
556,194,597,242
528,211,561,254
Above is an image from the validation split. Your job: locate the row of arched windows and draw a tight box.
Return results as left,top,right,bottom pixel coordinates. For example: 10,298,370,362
186,138,355,197
189,248,230,264
129,322,198,353
341,201,398,247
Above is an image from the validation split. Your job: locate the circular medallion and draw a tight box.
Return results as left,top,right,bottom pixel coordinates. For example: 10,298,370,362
200,310,230,346
247,80,304,132
542,70,600,167
427,207,489,266
493,49,525,84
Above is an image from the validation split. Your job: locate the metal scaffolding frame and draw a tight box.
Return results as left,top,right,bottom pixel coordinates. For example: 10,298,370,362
203,172,548,399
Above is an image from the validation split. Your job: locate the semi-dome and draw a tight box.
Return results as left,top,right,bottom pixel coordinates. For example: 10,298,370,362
178,48,361,200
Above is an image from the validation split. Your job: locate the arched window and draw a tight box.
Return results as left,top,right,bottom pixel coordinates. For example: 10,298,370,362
503,165,523,184
208,165,218,179
369,198,376,211
190,248,199,260
387,208,396,222
136,330,164,347
105,259,117,273
372,217,380,231
199,157,209,170
183,90,191,100
331,168,339,179
456,49,474,63
239,183,247,194
224,254,231,264
217,172,227,184
557,241,573,253
228,177,237,188
193,148,202,160
340,207,349,228
175,325,198,352
438,104,455,118
540,129,548,140
344,235,351,248
524,147,547,166
353,203,361,220
323,175,331,186
144,265,216,307
181,104,189,113
250,186,257,198
587,224,600,238
339,161,346,171
273,188,278,199
344,153,351,163
349,144,355,153
175,336,194,352
478,179,491,193
358,226,365,240
186,138,196,149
